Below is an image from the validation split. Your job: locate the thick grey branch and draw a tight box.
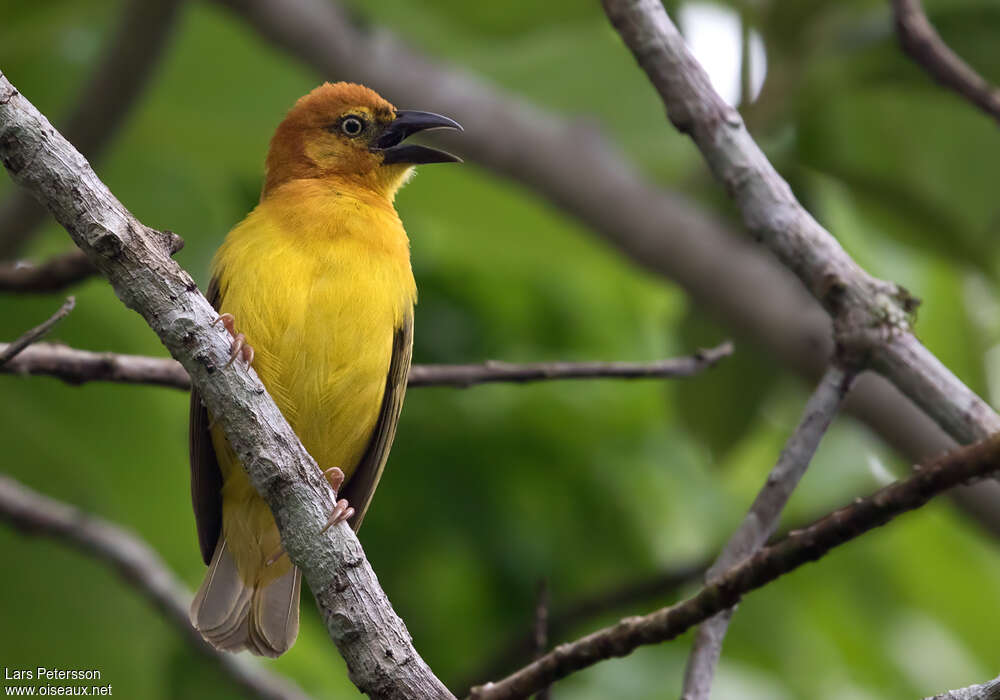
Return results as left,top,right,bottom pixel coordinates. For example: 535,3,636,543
924,675,1000,700
211,0,1000,538
681,365,855,699
469,434,1000,700
0,296,75,366
599,0,1000,469
601,0,897,318
0,475,310,700
0,72,453,700
892,0,1000,126
0,340,731,390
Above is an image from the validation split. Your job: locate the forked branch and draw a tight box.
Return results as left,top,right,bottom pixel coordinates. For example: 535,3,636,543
0,297,75,366
600,0,1000,451
470,434,1000,699
681,364,856,698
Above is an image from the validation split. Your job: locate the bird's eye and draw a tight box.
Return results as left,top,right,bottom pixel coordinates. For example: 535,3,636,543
340,116,365,137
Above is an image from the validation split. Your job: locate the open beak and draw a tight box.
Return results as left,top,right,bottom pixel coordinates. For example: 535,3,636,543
372,110,463,165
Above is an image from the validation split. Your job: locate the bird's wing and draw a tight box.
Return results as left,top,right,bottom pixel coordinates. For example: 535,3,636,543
344,312,413,530
190,276,223,565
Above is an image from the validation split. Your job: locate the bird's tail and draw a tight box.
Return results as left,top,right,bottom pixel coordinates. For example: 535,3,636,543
189,538,301,657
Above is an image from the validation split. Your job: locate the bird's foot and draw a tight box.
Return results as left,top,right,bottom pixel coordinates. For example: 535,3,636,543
323,466,346,491
264,468,355,567
212,313,254,367
265,545,285,568
320,467,355,533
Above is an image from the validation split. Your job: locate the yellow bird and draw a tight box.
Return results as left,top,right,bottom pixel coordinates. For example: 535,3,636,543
188,82,461,657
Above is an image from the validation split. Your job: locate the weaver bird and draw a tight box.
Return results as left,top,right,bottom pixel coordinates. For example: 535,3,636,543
189,82,461,657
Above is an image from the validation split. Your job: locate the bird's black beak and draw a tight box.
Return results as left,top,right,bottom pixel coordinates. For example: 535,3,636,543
372,110,463,165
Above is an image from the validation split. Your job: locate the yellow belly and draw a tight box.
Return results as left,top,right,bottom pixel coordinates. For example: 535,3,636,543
209,181,415,584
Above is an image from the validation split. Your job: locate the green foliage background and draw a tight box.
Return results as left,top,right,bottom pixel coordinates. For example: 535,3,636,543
3,0,1000,697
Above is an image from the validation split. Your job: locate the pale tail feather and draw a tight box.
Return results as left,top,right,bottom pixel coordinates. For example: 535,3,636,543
190,538,301,657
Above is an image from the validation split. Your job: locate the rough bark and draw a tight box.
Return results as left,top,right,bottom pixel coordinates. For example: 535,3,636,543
924,675,1000,700
0,71,453,700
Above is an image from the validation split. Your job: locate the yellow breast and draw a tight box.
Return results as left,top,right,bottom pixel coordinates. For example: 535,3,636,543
208,179,416,582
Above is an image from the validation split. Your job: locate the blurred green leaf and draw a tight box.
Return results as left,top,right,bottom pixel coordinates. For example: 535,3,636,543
4,1,1000,699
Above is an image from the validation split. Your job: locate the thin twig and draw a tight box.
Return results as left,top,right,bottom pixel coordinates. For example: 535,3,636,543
468,434,1000,700
0,341,732,391
0,297,75,366
454,558,707,695
924,674,1000,700
892,0,1000,126
533,580,551,700
0,342,190,388
0,0,185,258
681,365,856,699
0,249,96,292
409,343,732,387
0,475,310,700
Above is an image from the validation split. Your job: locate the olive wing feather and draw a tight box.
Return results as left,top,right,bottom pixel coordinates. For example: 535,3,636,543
189,277,223,565
343,313,413,530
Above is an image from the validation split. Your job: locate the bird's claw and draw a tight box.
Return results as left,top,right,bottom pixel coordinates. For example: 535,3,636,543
265,545,286,568
323,466,346,492
320,467,354,532
212,313,254,367
266,468,354,567
321,499,355,533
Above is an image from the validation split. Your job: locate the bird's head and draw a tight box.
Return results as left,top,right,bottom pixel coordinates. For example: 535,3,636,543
263,82,462,200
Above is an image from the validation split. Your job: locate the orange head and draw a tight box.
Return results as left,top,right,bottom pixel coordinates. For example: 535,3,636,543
263,82,461,200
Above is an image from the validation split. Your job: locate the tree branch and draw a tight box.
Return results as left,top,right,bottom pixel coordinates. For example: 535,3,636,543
0,340,731,390
0,72,453,700
0,235,179,293
891,0,1000,126
532,580,551,700
0,475,310,700
681,365,855,698
410,343,733,387
924,674,1000,700
0,249,96,292
0,341,190,388
210,0,1000,539
455,558,707,695
469,434,1000,700
0,296,75,366
0,0,185,258
599,0,1000,449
